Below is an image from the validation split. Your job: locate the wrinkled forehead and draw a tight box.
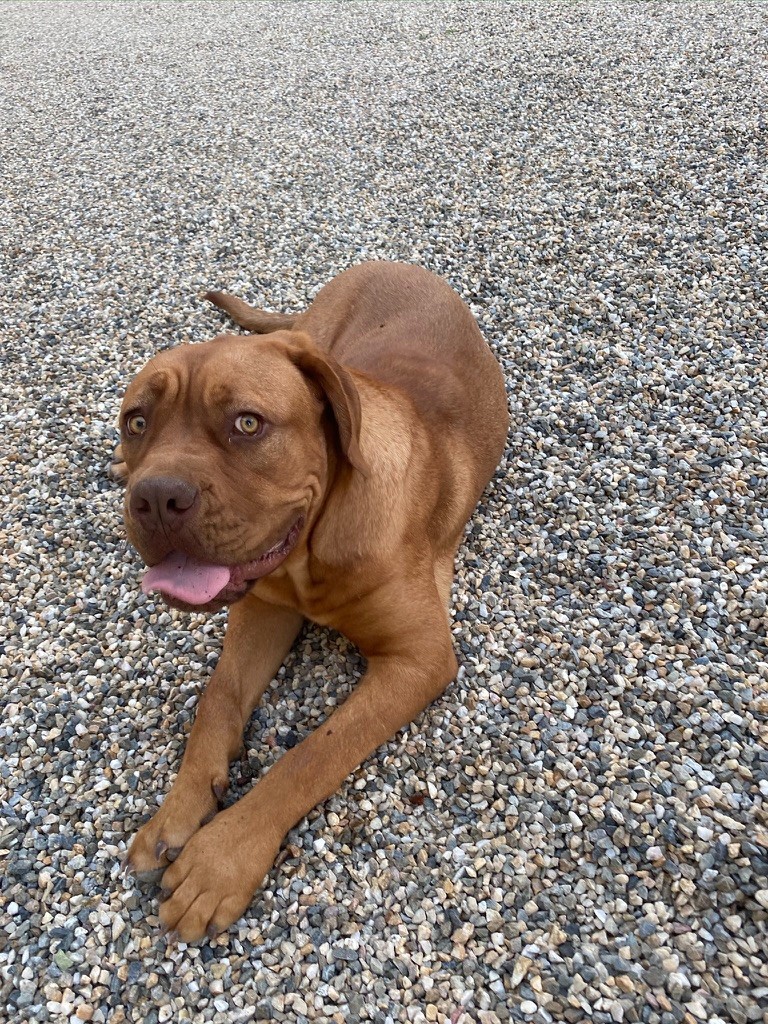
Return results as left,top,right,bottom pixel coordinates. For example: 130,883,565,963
123,336,308,418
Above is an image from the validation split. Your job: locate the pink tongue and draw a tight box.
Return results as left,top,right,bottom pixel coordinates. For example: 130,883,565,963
141,552,232,604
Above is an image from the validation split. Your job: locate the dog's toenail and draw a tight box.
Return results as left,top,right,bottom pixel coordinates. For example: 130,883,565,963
155,841,168,861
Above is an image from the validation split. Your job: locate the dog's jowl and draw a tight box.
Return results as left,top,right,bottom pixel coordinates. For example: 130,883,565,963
118,261,509,942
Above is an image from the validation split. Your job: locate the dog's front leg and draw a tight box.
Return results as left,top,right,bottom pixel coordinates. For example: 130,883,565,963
157,597,457,942
124,596,303,876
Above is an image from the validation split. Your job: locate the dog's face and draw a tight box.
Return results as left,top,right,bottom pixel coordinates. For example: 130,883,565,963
119,331,365,611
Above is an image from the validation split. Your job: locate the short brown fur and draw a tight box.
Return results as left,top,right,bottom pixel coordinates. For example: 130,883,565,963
118,262,509,941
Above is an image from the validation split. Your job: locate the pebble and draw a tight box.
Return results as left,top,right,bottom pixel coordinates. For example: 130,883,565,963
2,4,767,1024
510,956,533,989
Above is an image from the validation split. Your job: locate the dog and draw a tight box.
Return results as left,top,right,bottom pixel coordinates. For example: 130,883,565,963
116,261,509,941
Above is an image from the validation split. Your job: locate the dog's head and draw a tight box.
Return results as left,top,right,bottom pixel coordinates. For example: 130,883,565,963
118,331,368,611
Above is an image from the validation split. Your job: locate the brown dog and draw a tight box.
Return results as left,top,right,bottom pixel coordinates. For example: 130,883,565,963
117,261,508,941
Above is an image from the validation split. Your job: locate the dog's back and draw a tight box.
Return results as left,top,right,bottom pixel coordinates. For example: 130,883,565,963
299,262,509,491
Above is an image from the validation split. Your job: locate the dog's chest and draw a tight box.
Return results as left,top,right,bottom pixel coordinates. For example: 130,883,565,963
254,559,341,628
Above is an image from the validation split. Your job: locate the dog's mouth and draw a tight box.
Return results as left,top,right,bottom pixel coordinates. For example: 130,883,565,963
140,518,304,607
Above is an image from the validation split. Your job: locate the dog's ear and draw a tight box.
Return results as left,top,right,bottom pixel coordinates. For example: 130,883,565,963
286,334,370,478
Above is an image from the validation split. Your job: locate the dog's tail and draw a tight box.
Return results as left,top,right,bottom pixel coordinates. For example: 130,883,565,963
205,290,298,334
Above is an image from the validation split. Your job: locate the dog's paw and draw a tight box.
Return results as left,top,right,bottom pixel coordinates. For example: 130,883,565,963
159,808,281,943
124,771,227,878
109,443,128,483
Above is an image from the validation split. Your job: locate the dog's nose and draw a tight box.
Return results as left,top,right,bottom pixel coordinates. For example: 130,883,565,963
130,476,199,531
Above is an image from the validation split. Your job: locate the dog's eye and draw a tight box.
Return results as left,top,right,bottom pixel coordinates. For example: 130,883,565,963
125,413,147,435
234,413,263,436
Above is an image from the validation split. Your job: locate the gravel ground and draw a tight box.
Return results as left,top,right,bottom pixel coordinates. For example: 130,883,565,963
2,2,767,1023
